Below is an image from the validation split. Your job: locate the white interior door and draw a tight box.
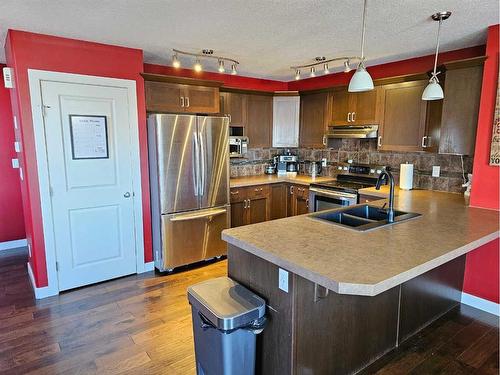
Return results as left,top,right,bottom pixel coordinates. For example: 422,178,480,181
40,80,138,291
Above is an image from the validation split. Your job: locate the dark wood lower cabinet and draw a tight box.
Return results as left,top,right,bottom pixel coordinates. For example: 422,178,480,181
230,200,246,228
270,183,288,220
227,245,467,375
248,196,268,224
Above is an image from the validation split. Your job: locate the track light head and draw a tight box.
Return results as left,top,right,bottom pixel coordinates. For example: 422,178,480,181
231,64,238,75
310,66,316,77
172,54,181,68
323,63,330,74
218,60,225,73
295,69,301,80
343,60,352,73
193,59,202,72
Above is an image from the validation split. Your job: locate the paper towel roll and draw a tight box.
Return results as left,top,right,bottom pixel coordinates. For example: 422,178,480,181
399,163,414,190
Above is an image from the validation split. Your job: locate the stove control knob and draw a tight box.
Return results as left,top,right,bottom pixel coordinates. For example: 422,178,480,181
370,169,375,174
376,169,382,174
338,166,343,170
343,166,348,170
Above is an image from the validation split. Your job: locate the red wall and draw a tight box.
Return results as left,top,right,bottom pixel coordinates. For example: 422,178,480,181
144,63,287,92
470,25,499,210
463,239,499,303
0,64,25,242
5,30,152,287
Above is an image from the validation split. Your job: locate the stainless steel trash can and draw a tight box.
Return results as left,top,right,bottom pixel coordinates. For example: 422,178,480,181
187,276,266,375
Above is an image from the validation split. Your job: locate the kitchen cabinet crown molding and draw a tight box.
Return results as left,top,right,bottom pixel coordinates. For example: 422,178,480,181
141,73,224,88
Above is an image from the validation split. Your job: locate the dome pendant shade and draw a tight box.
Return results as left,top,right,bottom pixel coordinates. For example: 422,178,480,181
348,64,374,92
422,79,444,100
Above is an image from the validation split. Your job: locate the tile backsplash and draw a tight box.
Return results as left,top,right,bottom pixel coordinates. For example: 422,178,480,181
230,139,473,193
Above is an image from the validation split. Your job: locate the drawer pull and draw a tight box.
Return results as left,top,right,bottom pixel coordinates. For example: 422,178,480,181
230,191,239,195
254,188,263,192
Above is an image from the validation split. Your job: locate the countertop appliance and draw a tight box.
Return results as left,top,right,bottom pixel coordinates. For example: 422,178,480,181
302,160,323,177
277,154,299,175
148,114,230,271
309,163,386,212
229,136,248,158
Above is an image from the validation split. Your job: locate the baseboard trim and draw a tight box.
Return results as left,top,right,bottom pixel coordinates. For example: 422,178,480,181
0,239,27,251
461,292,500,316
144,261,155,272
27,262,59,299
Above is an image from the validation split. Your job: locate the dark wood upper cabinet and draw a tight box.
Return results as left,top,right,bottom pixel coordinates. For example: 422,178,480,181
246,94,273,148
300,92,331,148
438,63,484,155
220,92,247,127
330,87,380,125
142,73,221,114
378,81,428,152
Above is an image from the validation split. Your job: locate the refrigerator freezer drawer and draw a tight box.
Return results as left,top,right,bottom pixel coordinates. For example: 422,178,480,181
156,206,230,271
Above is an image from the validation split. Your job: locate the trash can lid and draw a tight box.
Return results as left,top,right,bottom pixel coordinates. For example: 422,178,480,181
188,277,266,331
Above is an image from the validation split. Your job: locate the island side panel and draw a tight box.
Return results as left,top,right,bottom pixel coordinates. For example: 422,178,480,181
227,245,294,375
293,276,400,375
398,255,466,343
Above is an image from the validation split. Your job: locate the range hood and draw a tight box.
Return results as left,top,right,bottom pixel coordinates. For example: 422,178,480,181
325,125,378,139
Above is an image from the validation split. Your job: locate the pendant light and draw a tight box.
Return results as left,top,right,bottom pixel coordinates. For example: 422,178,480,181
422,11,451,101
348,0,374,92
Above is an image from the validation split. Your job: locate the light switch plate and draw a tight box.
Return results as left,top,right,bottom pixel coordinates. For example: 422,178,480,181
278,268,289,293
3,67,13,88
14,141,21,153
11,158,19,169
432,166,440,177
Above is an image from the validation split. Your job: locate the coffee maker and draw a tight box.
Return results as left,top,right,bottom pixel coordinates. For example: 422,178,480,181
277,153,299,176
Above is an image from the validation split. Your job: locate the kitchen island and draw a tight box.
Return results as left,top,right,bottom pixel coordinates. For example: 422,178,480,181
221,188,499,374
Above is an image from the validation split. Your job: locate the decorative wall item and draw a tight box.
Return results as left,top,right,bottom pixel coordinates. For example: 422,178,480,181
489,76,500,166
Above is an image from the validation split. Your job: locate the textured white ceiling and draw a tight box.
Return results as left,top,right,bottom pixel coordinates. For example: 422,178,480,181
0,0,497,80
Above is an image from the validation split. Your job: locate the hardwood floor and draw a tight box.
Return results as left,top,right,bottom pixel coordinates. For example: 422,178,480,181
0,247,498,374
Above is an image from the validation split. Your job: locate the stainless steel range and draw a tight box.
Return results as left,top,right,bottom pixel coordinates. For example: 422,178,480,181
309,164,386,212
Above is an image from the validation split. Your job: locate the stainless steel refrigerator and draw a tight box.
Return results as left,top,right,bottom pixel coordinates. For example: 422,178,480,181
148,114,230,271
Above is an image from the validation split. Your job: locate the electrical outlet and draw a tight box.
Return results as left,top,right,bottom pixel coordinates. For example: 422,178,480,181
321,158,327,167
432,166,440,177
278,268,289,293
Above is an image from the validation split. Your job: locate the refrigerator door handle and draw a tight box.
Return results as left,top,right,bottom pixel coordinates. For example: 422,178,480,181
193,132,200,196
170,207,227,222
198,130,206,197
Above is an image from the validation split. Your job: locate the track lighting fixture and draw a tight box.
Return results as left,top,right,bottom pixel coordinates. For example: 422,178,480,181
295,70,301,80
193,59,202,72
172,54,180,68
343,60,352,73
218,60,225,73
323,63,330,74
310,67,316,77
171,49,239,75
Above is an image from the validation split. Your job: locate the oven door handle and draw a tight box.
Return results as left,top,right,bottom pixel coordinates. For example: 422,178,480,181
309,187,358,200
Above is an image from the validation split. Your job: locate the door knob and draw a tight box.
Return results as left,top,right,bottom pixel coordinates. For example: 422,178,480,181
124,192,131,198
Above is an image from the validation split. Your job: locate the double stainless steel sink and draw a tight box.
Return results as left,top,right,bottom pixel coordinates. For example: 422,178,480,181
310,204,421,231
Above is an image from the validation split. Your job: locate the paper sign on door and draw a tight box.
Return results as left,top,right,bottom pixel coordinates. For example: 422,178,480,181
69,115,109,160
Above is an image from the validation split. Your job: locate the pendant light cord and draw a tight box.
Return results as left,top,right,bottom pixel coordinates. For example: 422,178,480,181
360,0,368,60
432,18,442,78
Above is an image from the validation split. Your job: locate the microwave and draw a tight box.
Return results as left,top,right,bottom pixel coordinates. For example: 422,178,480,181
229,136,248,158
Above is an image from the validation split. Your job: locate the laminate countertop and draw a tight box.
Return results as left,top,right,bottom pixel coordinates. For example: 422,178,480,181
222,187,499,296
229,174,334,188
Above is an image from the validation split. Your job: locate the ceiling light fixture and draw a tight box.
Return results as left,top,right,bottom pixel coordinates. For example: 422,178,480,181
218,60,225,73
193,59,202,72
171,49,239,75
310,66,316,77
172,54,181,68
422,11,451,101
295,69,301,80
323,63,330,74
348,0,374,92
343,60,352,73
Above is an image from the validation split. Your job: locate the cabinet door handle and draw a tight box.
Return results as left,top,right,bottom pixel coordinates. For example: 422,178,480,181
247,199,251,208
243,199,247,209
180,97,185,107
347,112,351,122
185,97,190,108
306,199,309,209
352,112,356,122
377,136,382,147
322,135,327,146
290,186,294,194
421,136,427,148
228,114,231,123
